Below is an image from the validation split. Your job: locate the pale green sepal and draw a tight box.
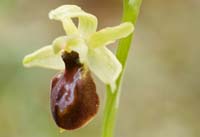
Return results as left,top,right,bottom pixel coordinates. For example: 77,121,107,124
88,22,134,48
23,45,64,70
49,5,97,37
87,47,122,85
78,15,97,38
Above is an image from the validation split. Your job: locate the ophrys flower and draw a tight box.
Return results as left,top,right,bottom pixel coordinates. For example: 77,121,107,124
23,5,134,130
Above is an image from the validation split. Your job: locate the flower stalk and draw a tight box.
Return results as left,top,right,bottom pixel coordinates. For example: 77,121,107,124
102,0,143,137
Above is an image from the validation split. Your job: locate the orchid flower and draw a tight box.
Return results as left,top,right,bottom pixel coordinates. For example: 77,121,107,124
23,5,134,88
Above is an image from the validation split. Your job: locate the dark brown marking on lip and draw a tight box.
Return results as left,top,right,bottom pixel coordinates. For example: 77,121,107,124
51,51,99,130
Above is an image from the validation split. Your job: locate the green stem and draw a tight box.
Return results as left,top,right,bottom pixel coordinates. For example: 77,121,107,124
101,0,142,137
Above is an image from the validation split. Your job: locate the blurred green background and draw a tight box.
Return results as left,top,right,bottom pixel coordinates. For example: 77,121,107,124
0,0,200,137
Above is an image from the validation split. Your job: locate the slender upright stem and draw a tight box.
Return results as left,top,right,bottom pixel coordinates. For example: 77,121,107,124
101,0,142,137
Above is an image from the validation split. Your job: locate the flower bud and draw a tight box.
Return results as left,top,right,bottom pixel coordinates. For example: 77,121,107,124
51,51,99,130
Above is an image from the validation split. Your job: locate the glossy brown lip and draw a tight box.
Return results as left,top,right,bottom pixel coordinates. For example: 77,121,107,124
50,51,99,130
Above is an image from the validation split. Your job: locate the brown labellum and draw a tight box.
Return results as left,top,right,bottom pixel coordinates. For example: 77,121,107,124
50,51,99,130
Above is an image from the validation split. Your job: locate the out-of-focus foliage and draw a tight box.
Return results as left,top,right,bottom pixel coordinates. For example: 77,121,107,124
0,0,200,137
